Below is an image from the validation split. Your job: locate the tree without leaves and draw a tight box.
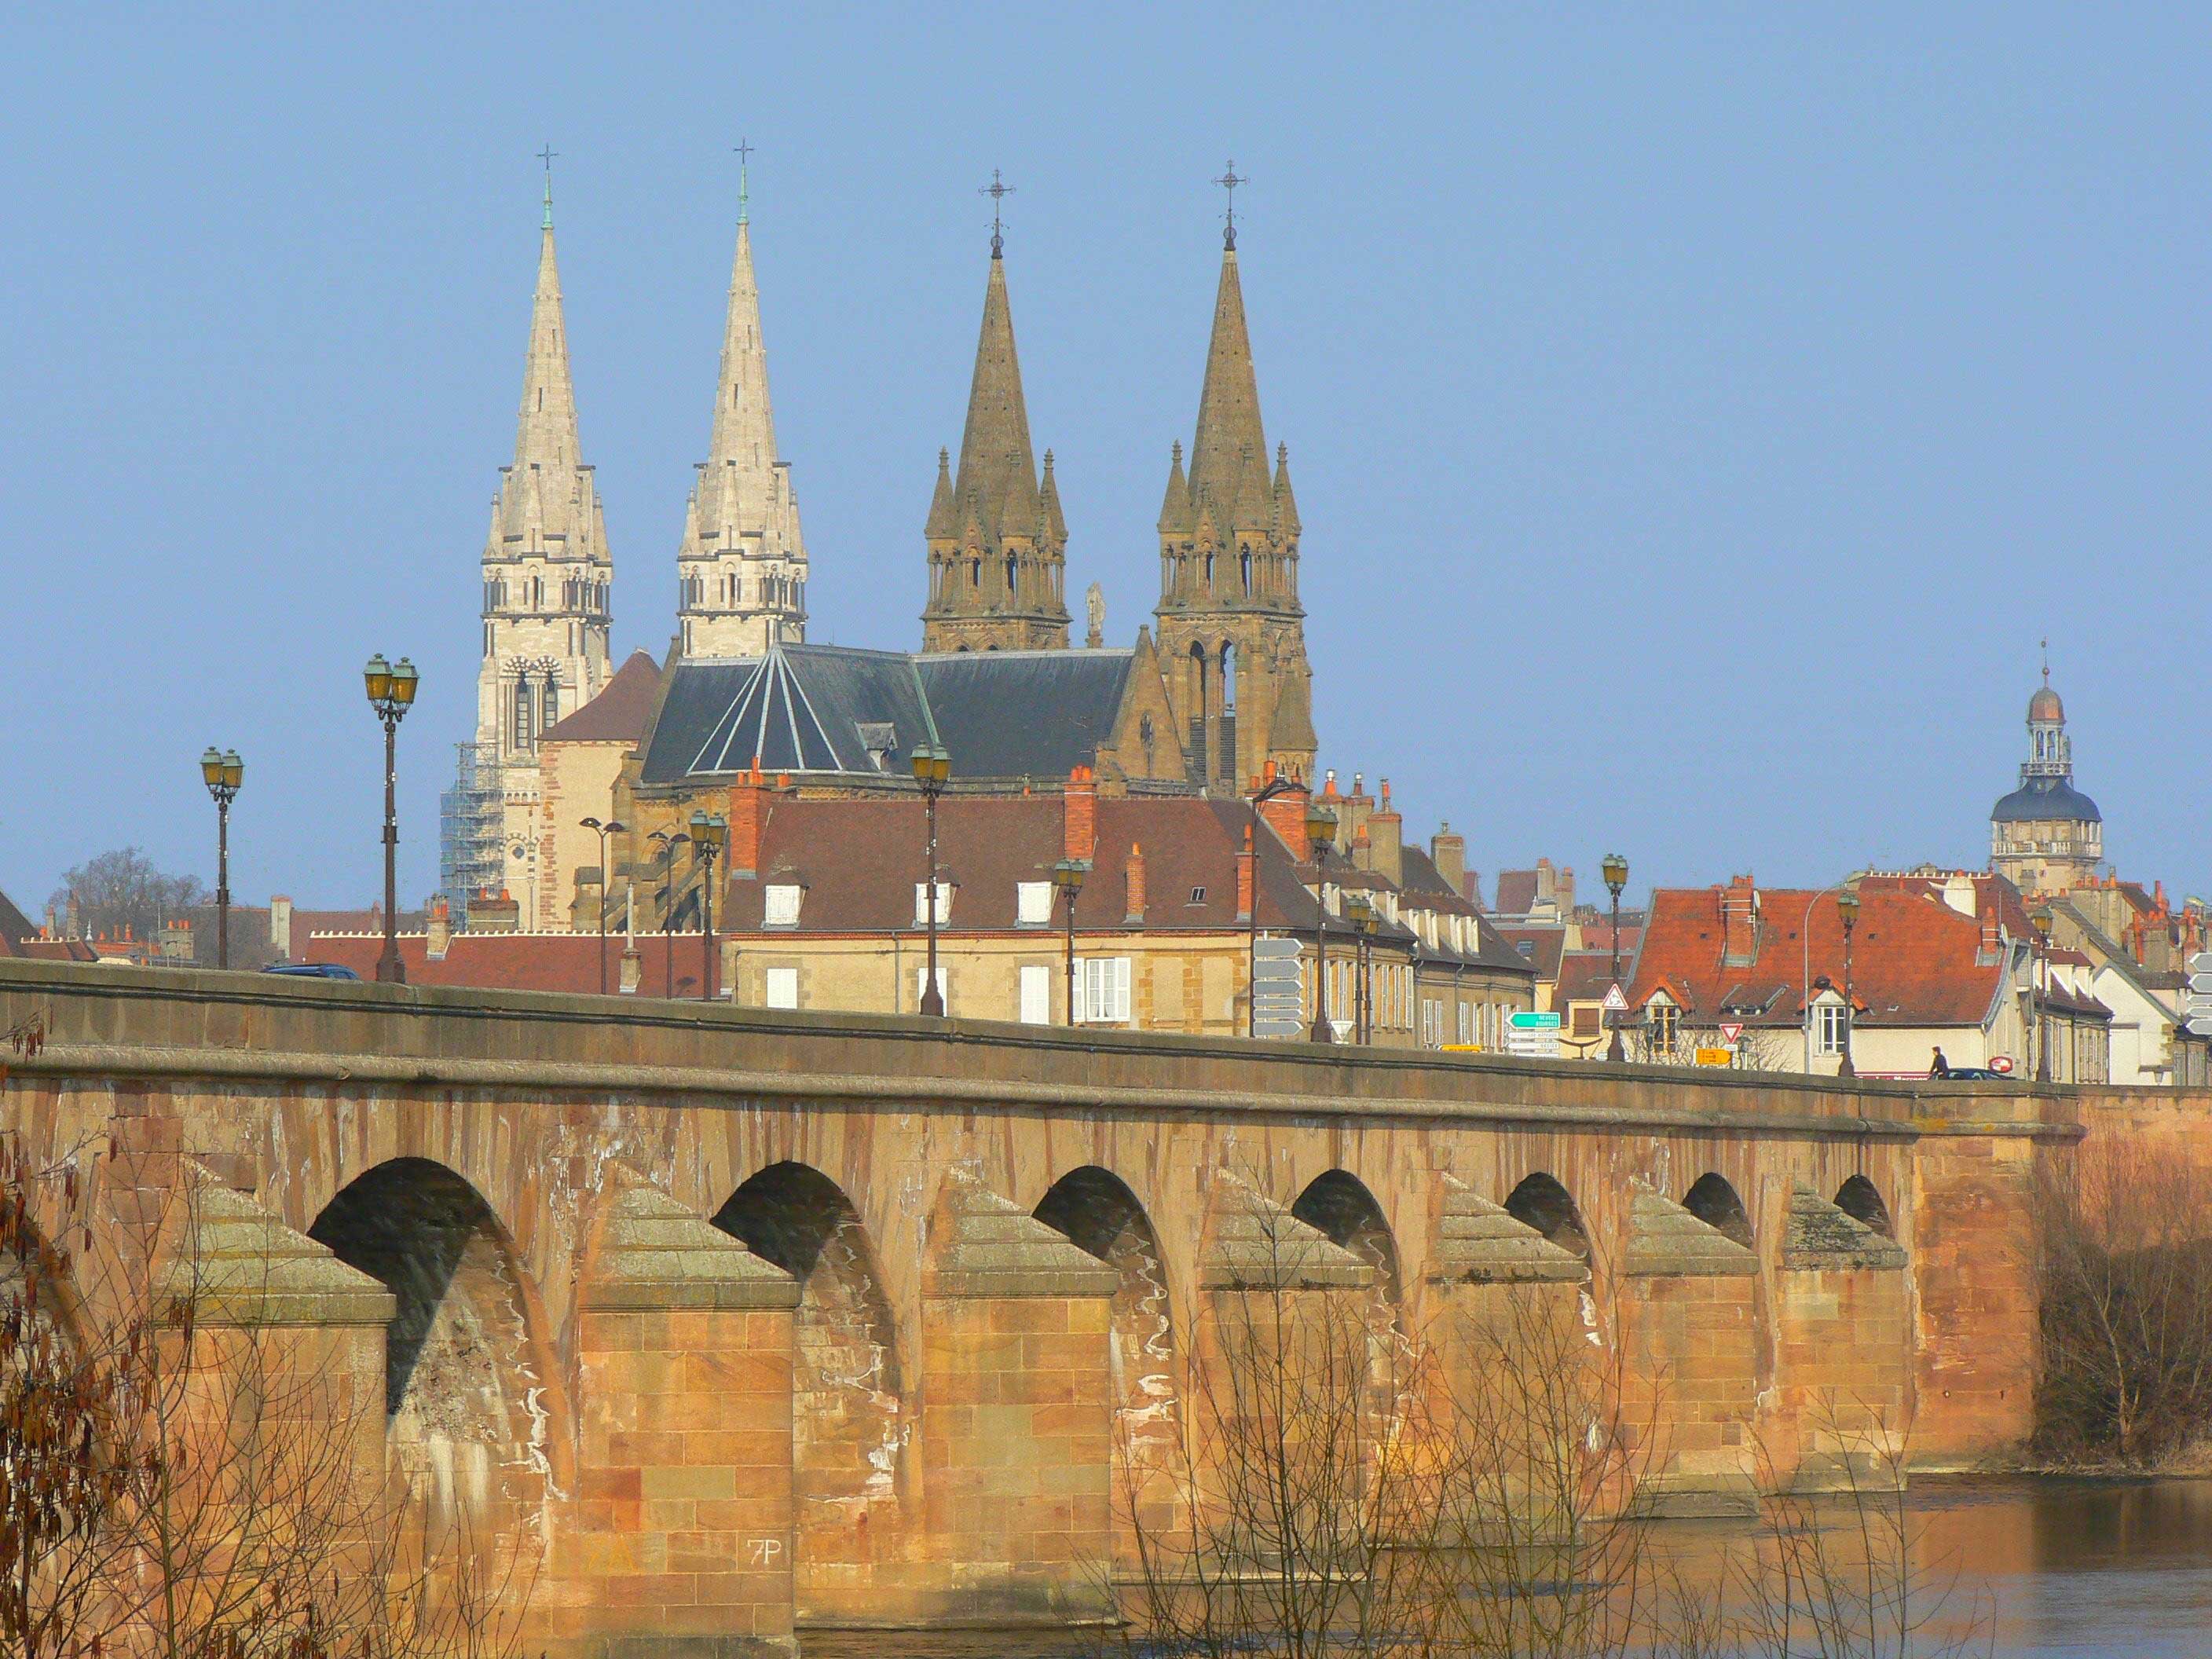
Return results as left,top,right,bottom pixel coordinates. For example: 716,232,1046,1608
47,848,207,944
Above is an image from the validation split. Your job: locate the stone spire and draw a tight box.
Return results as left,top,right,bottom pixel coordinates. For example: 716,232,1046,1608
479,211,613,760
1152,221,1314,793
456,187,615,933
921,234,1070,653
1185,244,1269,526
677,203,808,658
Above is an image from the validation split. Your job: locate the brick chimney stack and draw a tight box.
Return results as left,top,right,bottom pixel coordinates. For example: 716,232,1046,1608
728,767,768,879
1064,766,1097,864
426,895,452,961
1254,771,1311,858
1124,843,1146,925
1719,874,1759,968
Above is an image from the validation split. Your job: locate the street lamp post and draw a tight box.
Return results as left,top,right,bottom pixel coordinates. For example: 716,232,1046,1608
1304,800,1337,1043
1247,774,1301,1037
690,811,727,1002
1602,852,1629,1062
1836,888,1861,1079
580,815,628,996
1053,858,1090,1025
1349,894,1380,1045
910,744,951,1016
199,747,244,969
2031,906,2054,1082
647,829,690,997
362,655,419,984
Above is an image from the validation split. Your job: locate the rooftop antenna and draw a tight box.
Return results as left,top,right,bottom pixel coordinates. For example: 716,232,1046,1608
980,168,1014,258
1214,159,1247,249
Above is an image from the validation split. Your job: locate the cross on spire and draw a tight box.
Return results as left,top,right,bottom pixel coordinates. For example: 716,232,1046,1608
538,145,558,229
734,137,754,225
1214,159,1247,249
980,168,1015,258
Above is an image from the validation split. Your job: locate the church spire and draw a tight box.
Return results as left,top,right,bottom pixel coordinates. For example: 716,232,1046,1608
1185,240,1267,525
511,218,582,480
677,161,808,657
921,206,1069,653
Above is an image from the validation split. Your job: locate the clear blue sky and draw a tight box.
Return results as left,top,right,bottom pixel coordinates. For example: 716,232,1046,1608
4,5,2207,917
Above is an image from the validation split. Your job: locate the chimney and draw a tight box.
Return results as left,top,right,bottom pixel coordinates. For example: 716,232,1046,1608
426,895,451,961
728,767,767,878
1535,858,1556,907
1978,912,2002,966
1237,824,1255,923
1557,865,1576,915
1124,842,1146,925
1719,874,1758,968
1351,826,1374,872
1368,778,1403,887
1254,775,1311,857
1430,823,1466,899
1064,765,1097,864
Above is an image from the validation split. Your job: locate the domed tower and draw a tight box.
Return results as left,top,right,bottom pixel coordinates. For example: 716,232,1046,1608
1990,668,2102,896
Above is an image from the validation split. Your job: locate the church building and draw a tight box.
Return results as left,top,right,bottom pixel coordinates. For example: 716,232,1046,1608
1989,671,2104,898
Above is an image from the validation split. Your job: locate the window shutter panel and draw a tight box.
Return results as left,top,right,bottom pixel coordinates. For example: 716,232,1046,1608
1114,958,1132,1024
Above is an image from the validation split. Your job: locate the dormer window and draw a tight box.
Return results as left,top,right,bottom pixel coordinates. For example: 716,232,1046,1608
1016,882,1052,926
1188,886,1207,905
914,881,954,928
764,884,803,928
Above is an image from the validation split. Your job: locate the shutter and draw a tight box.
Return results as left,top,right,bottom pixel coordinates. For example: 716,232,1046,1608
1113,957,1132,1024
1019,965,1049,1025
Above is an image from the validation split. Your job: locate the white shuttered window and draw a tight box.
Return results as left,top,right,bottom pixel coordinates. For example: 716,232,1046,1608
1018,964,1051,1025
1078,957,1132,1025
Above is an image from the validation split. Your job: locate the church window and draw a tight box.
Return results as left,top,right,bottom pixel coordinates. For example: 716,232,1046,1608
511,678,533,750
1221,643,1237,712
540,680,558,730
1005,553,1017,593
1241,548,1252,594
1140,716,1155,773
970,558,981,588
1205,551,1215,585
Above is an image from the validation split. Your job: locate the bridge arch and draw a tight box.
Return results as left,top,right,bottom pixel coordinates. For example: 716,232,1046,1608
1503,1171,1590,1258
306,1156,558,1518
1291,1170,1402,1306
1835,1174,1894,1236
1683,1172,1754,1247
1033,1166,1176,1562
712,1162,903,1588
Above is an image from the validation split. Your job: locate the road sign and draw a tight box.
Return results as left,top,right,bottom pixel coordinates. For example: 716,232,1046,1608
1254,1017,1306,1039
1718,1021,1744,1044
2190,972,2212,996
2188,1014,2212,1038
1601,983,1628,1013
1990,1055,2016,1075
1508,1011,1562,1031
1694,1048,1734,1067
1254,938,1304,961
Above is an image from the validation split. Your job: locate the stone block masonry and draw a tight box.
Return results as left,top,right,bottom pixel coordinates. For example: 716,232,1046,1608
0,958,2084,1649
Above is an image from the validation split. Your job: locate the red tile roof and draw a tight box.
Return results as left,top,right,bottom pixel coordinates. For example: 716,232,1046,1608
1553,950,1624,1006
1629,879,2018,1030
541,650,661,745
308,931,709,998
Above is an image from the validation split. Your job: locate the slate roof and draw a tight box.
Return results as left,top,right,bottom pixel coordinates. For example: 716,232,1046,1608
540,650,661,745
0,888,35,953
1553,950,1624,1007
639,643,1138,787
1493,926,1566,981
1991,775,2102,824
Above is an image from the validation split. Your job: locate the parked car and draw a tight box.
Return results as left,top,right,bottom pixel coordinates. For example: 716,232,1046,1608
260,962,361,980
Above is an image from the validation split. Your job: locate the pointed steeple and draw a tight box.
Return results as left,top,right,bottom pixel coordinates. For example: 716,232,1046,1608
677,197,809,657
925,448,956,538
953,252,1038,539
1232,441,1273,535
511,225,583,484
1187,244,1267,522
1157,441,1192,536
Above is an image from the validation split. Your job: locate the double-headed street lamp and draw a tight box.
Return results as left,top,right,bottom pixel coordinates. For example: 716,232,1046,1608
911,744,952,1016
1346,892,1380,1045
1837,887,1862,1079
1053,857,1089,1025
580,815,628,995
690,810,728,1002
363,655,419,984
1602,851,1629,1061
200,747,244,969
1304,799,1337,1043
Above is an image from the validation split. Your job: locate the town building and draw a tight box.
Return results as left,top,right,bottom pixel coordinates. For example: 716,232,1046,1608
1989,670,2103,897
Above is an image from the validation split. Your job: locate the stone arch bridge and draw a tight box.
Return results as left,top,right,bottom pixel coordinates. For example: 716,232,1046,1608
0,960,2073,1657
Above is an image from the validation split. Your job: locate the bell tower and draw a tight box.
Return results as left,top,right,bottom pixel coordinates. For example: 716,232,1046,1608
1152,185,1316,792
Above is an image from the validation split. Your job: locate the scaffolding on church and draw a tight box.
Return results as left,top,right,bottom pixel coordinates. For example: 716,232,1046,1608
438,742,504,928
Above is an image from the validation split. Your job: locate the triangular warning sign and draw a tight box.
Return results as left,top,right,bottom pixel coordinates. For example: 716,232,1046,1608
1602,983,1628,1013
1719,1022,1744,1044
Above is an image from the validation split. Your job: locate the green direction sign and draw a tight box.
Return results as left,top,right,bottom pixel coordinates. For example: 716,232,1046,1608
1507,1011,1562,1031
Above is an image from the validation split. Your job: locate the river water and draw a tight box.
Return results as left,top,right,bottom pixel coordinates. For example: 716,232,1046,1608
802,1477,2212,1658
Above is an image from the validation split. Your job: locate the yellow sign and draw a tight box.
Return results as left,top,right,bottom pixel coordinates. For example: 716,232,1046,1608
1694,1048,1734,1067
